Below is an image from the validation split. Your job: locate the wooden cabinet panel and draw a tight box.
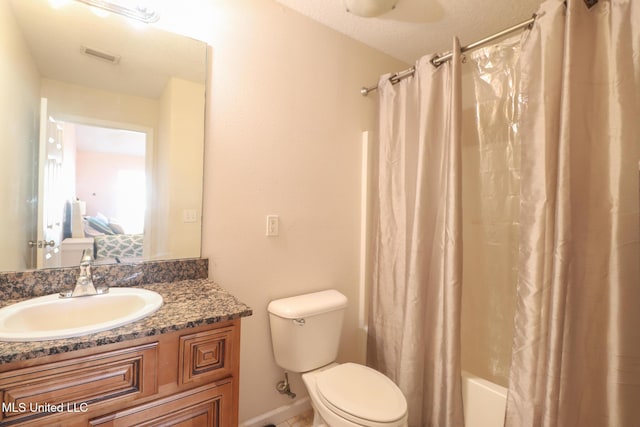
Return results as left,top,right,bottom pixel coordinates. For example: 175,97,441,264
0,343,157,426
178,327,236,386
89,381,233,427
0,320,241,426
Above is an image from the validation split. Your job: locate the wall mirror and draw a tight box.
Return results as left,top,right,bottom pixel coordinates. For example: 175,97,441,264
0,0,207,272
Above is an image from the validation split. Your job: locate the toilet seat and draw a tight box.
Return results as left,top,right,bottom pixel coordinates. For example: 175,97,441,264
315,363,407,426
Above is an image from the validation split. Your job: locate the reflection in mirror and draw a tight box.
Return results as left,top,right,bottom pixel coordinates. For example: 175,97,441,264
0,0,207,272
73,124,146,237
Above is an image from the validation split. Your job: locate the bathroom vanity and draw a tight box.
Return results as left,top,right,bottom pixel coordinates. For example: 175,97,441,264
0,261,252,426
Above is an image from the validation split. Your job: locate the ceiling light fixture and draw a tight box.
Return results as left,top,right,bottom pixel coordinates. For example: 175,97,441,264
74,0,160,23
343,0,398,17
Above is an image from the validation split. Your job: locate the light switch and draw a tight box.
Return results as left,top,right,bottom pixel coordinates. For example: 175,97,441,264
266,215,279,236
183,209,198,223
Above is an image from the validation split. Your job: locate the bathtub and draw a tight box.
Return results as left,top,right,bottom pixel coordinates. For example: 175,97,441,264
462,371,508,427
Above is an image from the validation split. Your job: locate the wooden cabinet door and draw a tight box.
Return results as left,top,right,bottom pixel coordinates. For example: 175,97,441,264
179,326,237,386
89,381,233,427
0,343,158,426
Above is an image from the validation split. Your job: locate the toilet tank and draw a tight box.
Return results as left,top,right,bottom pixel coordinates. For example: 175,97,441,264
268,290,348,373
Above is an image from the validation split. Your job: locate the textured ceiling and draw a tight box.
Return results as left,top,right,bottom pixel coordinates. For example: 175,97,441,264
274,0,544,64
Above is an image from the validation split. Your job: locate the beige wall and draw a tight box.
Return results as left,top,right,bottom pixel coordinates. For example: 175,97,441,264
0,1,40,271
76,150,146,219
154,77,205,259
156,0,407,422
40,79,159,129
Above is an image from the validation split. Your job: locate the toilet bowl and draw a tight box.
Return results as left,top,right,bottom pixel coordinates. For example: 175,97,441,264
302,363,408,427
267,290,408,427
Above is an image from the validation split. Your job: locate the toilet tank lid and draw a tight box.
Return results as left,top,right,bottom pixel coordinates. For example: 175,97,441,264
268,290,347,319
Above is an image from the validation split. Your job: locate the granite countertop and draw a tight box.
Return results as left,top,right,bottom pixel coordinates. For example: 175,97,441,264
0,279,252,365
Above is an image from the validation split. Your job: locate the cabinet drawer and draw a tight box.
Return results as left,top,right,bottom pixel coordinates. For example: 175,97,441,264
89,380,233,427
0,343,158,425
178,327,235,386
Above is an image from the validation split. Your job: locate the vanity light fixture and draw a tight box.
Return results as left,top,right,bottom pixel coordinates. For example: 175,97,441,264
343,0,398,17
74,0,160,23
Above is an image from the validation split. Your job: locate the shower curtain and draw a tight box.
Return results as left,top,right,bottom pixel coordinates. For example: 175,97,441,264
506,0,640,426
370,0,639,425
368,39,464,427
461,35,522,387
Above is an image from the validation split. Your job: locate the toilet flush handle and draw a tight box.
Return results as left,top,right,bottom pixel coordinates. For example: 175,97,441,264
293,318,306,326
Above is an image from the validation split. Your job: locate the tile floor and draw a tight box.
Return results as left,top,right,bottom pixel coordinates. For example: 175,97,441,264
275,408,314,427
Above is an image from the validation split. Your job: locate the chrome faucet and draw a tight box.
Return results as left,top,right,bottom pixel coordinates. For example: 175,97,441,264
60,249,109,298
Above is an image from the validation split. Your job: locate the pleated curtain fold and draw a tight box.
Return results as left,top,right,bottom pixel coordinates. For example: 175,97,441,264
368,38,464,427
369,1,640,424
505,0,640,425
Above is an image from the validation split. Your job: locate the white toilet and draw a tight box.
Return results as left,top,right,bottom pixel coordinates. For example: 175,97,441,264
268,290,408,427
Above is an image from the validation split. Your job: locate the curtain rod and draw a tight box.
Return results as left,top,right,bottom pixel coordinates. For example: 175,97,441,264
360,14,536,97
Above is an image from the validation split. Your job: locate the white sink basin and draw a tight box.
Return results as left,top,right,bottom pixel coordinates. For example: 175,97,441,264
0,288,163,342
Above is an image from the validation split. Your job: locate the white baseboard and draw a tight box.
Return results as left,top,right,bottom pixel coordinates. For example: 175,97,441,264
240,397,312,427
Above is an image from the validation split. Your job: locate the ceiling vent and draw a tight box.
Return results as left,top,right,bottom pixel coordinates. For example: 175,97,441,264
81,46,121,64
